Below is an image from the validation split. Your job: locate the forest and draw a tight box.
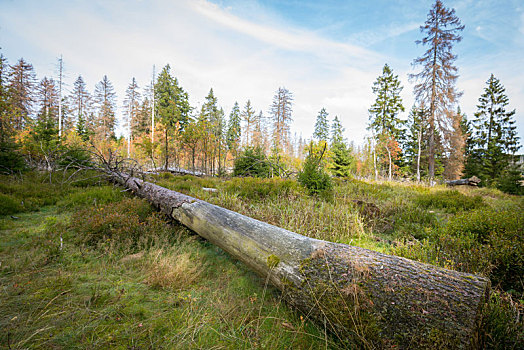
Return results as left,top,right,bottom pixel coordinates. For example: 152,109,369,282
0,0,523,349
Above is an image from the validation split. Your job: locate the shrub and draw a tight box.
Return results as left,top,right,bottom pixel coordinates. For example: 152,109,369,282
415,190,484,213
225,177,301,200
439,208,522,294
0,193,23,215
482,291,523,349
233,147,270,178
57,146,92,168
0,139,26,174
496,164,524,195
297,148,332,196
59,185,124,207
71,198,154,247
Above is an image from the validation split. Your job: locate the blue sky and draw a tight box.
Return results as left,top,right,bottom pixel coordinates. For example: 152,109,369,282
0,0,522,145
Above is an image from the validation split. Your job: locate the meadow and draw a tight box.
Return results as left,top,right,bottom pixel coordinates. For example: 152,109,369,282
0,172,522,349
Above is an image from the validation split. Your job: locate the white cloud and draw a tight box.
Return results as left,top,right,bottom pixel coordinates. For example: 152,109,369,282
1,0,521,145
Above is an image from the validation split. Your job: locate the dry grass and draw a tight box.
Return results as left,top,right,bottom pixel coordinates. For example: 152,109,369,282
144,249,203,290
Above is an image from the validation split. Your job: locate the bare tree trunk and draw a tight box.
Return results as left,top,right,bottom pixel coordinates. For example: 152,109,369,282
417,123,422,182
386,144,392,181
110,172,489,349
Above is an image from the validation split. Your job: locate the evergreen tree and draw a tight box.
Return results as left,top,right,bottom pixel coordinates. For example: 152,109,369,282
331,116,344,145
298,142,332,195
69,75,91,135
368,64,405,180
369,64,405,137
471,74,520,185
7,58,36,130
328,116,354,177
123,77,141,141
0,53,11,141
252,111,265,149
313,108,329,142
411,0,464,179
155,65,190,169
270,87,293,155
36,77,59,124
226,101,241,156
93,75,117,139
242,100,256,147
330,142,354,178
201,89,226,174
0,53,26,173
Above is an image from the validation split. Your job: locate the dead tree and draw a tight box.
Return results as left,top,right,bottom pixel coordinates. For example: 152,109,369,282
109,171,489,349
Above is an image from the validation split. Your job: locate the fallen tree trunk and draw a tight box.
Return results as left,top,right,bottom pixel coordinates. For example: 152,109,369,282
111,171,489,349
446,176,482,187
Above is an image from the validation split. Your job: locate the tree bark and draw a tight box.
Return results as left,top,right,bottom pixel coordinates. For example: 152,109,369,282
110,172,489,349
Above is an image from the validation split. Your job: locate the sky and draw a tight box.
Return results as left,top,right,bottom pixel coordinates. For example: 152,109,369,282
1,0,523,146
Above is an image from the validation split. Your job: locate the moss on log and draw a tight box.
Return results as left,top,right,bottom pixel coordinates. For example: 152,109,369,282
111,172,489,349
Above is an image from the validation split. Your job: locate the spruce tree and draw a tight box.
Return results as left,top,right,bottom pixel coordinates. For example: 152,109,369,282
0,53,11,141
270,87,293,155
329,116,354,177
242,100,256,147
471,74,520,185
368,64,405,180
69,75,91,135
123,77,141,142
226,101,241,156
93,75,117,140
411,0,464,179
155,65,190,169
313,108,329,142
8,58,36,130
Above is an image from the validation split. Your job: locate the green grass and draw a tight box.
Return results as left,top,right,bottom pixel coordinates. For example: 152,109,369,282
0,175,335,349
1,172,522,349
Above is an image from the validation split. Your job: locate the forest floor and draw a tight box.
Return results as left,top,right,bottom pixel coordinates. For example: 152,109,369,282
0,172,522,349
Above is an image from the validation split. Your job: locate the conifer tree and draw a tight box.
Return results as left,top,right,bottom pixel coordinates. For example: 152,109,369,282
8,58,36,130
242,100,256,147
411,0,464,179
155,65,190,169
369,64,405,137
123,77,141,155
36,77,59,129
32,77,60,150
471,74,520,185
270,87,293,155
69,75,91,135
329,116,353,177
0,53,11,141
93,75,117,140
226,101,241,156
369,64,405,180
331,116,344,146
313,108,329,142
